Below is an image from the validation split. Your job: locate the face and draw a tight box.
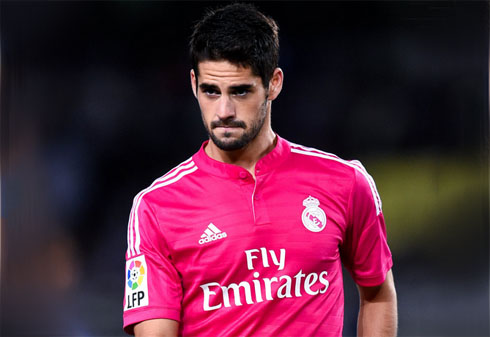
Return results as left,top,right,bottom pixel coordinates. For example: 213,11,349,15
191,61,276,151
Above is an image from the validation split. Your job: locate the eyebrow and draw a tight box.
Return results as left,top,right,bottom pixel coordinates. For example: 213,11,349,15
198,83,255,92
199,83,219,91
229,84,254,92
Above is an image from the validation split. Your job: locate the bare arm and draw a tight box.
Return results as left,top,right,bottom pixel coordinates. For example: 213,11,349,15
134,318,179,337
357,269,398,337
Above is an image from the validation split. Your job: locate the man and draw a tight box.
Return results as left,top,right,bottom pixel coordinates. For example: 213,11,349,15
123,3,397,336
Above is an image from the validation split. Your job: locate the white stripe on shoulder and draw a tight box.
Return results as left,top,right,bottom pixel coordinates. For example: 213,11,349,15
289,143,382,215
127,158,197,258
127,157,194,257
290,142,341,159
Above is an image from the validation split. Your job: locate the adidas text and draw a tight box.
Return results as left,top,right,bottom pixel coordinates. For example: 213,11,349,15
199,232,227,244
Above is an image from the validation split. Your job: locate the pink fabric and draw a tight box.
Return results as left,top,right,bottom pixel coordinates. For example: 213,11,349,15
123,135,393,336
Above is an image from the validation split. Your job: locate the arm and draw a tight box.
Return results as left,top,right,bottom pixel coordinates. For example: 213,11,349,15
124,197,183,335
356,269,397,337
134,318,179,337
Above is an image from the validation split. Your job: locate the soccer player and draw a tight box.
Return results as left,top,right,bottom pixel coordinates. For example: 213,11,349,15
123,3,397,336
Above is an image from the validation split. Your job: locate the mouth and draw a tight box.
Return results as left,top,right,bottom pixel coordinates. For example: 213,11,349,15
214,126,241,130
211,120,246,130
214,126,243,136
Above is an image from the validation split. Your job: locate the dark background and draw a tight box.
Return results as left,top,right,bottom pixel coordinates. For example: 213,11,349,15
1,1,488,336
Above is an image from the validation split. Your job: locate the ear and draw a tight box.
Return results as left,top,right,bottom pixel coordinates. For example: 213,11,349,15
267,67,284,101
190,69,198,98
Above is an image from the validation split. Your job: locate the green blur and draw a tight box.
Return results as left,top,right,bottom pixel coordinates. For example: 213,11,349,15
366,153,487,257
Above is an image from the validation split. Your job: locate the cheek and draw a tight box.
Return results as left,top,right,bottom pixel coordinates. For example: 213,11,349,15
199,102,223,128
239,97,264,112
197,100,212,118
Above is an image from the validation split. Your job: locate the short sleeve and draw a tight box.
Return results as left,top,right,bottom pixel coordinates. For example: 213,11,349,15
123,196,182,335
340,164,393,287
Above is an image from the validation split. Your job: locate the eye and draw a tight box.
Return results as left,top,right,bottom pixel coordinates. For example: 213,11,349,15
203,89,220,97
233,89,249,97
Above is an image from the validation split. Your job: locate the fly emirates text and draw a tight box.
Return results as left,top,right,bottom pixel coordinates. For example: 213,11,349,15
200,247,330,311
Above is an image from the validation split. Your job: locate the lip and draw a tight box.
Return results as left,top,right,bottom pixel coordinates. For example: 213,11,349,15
215,126,240,131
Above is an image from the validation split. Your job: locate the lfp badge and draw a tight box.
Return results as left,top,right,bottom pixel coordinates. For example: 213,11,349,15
124,256,149,311
302,196,327,232
128,259,145,290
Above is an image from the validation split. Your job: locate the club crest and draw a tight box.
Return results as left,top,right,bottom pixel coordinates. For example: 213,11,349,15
302,196,327,232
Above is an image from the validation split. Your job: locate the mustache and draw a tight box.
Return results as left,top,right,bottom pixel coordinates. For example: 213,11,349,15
211,119,246,129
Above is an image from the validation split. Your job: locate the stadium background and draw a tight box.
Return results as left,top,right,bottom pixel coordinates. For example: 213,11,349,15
1,1,488,336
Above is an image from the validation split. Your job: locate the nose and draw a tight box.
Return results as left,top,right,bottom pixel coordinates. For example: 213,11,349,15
216,95,236,120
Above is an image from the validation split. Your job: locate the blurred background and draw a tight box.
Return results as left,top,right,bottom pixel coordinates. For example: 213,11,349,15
1,1,488,336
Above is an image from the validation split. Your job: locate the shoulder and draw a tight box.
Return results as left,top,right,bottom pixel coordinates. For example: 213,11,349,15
126,157,200,257
287,141,381,213
287,141,361,174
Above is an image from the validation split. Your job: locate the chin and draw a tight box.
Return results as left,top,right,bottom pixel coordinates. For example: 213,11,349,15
212,136,248,151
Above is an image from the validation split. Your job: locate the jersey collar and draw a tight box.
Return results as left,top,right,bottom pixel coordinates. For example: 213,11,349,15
192,134,291,180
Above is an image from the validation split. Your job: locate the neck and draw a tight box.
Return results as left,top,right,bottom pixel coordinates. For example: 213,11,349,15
205,124,276,178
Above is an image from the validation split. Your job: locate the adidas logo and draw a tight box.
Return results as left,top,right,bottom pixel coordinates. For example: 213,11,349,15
199,223,227,245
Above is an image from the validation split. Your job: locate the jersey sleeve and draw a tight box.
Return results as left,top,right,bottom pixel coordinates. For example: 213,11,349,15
123,195,182,335
340,163,393,287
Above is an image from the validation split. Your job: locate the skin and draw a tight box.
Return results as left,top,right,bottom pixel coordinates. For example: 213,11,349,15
133,318,178,337
357,269,398,337
133,60,397,337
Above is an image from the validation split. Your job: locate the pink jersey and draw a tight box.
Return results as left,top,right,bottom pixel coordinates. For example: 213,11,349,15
123,135,393,336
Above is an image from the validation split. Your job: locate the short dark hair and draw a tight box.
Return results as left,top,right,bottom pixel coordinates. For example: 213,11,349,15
190,3,279,88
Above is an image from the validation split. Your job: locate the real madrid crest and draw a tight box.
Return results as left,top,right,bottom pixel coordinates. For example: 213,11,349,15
302,196,327,232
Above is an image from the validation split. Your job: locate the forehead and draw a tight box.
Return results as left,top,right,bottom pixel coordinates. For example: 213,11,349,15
197,60,262,86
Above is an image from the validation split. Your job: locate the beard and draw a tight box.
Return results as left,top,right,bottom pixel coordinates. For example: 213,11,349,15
203,99,268,151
